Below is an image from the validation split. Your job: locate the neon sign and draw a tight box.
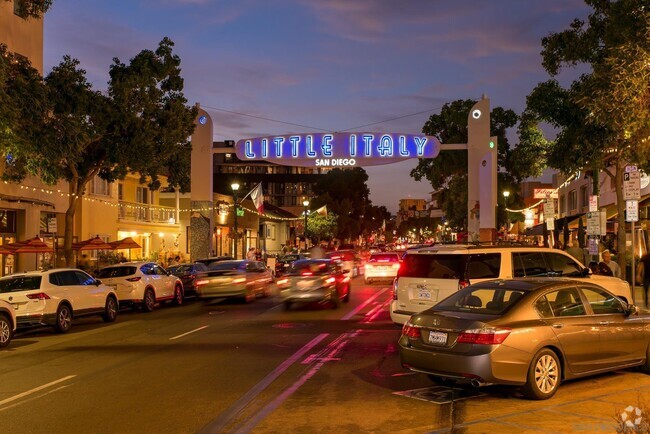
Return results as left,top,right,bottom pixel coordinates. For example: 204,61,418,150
235,133,440,167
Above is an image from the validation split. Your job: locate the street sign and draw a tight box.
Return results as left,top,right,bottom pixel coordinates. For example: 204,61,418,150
588,195,598,212
624,170,641,200
47,218,57,233
587,212,600,235
543,198,555,221
545,217,555,231
626,200,639,222
588,237,599,255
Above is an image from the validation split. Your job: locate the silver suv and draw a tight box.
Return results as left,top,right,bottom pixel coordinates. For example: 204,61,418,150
390,245,632,325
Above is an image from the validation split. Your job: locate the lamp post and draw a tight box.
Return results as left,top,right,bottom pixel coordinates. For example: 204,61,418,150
503,190,510,239
303,199,309,249
231,182,240,259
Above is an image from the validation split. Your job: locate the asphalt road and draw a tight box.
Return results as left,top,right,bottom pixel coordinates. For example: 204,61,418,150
1,278,649,433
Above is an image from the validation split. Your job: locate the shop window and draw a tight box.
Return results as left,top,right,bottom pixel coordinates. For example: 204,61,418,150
0,210,17,233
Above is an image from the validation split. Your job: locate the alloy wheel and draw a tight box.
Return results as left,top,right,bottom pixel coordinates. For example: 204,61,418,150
0,317,11,347
534,354,558,394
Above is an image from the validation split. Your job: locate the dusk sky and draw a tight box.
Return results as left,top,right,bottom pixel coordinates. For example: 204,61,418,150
43,0,590,213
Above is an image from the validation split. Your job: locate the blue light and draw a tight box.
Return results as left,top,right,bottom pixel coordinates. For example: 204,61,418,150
198,115,207,125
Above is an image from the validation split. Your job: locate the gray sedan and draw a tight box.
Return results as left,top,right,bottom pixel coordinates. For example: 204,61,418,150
195,260,273,302
399,278,650,399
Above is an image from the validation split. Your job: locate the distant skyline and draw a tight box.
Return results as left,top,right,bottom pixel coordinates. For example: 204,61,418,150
43,0,589,213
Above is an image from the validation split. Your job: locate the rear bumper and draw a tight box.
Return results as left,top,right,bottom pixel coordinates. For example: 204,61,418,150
365,269,397,280
197,283,247,299
280,288,331,303
16,312,57,327
399,337,529,385
389,301,417,325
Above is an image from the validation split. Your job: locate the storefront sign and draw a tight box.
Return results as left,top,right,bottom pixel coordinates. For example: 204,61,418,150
235,133,441,167
533,188,558,199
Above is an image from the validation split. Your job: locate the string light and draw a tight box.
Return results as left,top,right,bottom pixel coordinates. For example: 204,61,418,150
506,174,576,213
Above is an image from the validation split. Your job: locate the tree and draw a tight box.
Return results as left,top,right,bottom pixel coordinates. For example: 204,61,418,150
523,0,650,279
307,212,338,244
0,38,197,265
311,167,372,241
410,100,519,231
4,0,53,19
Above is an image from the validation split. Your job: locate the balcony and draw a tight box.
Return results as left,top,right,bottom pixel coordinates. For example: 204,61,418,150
118,201,177,224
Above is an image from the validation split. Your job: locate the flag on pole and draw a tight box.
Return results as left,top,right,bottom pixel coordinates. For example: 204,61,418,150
316,205,327,216
250,182,264,214
381,219,386,231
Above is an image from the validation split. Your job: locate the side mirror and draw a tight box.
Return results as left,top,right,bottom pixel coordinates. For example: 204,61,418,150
625,304,640,316
95,279,102,286
581,267,591,277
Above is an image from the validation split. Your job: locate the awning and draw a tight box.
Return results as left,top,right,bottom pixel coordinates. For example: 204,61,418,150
0,193,55,208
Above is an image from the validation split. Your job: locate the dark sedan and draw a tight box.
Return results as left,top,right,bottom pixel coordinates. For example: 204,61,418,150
167,263,208,296
399,278,650,400
274,253,307,277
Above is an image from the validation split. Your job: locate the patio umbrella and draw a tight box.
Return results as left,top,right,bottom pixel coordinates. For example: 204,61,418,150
72,236,113,251
0,246,13,255
109,237,141,261
578,217,586,249
5,236,53,253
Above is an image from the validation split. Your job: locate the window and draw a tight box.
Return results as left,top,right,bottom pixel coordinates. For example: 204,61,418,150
136,187,149,204
580,287,625,315
545,288,586,317
579,185,588,211
51,271,80,286
544,253,583,277
0,210,17,233
90,176,111,196
118,183,124,201
513,252,547,277
568,189,578,211
140,263,155,275
534,295,554,318
466,254,501,279
559,194,565,214
74,271,95,285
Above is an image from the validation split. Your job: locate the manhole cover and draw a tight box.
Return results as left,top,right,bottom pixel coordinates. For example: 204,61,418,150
393,386,485,404
272,322,308,329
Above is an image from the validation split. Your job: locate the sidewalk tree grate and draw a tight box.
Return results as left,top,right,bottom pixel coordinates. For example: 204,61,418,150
393,386,485,404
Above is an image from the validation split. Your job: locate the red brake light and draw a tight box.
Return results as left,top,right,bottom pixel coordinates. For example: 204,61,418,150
189,274,196,279
26,292,50,300
457,328,511,345
401,323,421,339
126,276,142,282
301,272,313,276
458,279,470,290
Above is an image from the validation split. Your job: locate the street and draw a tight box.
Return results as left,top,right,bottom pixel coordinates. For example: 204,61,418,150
2,278,649,433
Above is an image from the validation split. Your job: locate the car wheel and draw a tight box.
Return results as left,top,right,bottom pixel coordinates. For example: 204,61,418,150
343,285,350,302
330,289,340,309
427,375,457,387
243,288,254,304
522,348,561,400
142,289,155,312
172,285,183,306
642,344,650,374
54,304,72,333
0,314,12,348
102,296,118,323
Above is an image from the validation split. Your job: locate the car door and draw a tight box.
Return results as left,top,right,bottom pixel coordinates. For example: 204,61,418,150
576,285,647,368
52,271,85,310
535,287,601,375
153,265,173,298
73,270,104,310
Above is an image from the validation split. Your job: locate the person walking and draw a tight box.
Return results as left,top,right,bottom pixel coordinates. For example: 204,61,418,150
246,247,256,261
601,250,621,278
637,252,650,308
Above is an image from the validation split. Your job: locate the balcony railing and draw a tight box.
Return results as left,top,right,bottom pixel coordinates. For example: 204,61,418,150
118,201,177,224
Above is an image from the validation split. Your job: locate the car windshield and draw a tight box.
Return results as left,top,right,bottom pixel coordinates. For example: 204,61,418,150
434,286,528,315
279,255,301,263
167,265,192,274
287,261,331,276
208,261,245,271
96,267,137,278
368,254,399,263
0,276,42,293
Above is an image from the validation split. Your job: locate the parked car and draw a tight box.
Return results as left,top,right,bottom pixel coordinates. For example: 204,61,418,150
275,253,307,277
96,262,184,312
399,278,650,399
167,263,208,296
0,299,16,348
279,259,351,310
195,256,234,267
390,245,633,324
195,260,273,302
0,268,118,333
326,250,364,278
365,252,401,284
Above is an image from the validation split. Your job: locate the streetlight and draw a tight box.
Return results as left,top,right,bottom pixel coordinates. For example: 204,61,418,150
231,182,240,259
503,190,510,239
303,199,309,249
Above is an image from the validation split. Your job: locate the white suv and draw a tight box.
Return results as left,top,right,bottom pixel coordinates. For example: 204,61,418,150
97,262,184,312
0,299,16,348
390,245,633,324
0,269,118,333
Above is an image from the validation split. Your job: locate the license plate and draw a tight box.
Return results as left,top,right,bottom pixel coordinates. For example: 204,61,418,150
418,288,431,299
428,331,447,345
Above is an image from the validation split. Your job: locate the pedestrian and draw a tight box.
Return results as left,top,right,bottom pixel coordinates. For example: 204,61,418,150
601,249,621,278
636,252,650,308
246,247,256,261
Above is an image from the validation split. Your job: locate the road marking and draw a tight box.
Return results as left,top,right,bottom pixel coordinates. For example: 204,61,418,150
0,385,71,412
0,375,76,407
199,333,329,434
340,287,389,320
361,298,392,323
238,330,360,432
169,325,209,340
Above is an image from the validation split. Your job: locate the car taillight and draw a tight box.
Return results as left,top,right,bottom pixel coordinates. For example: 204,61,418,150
276,278,288,285
301,272,313,276
401,323,421,339
458,279,470,290
189,274,196,280
456,328,511,345
392,263,400,269
26,292,50,300
325,277,336,284
233,277,246,284
126,276,142,282
196,279,209,286
392,278,398,300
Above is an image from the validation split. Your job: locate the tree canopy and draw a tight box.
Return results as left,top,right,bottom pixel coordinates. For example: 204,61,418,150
0,38,197,264
4,0,52,19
